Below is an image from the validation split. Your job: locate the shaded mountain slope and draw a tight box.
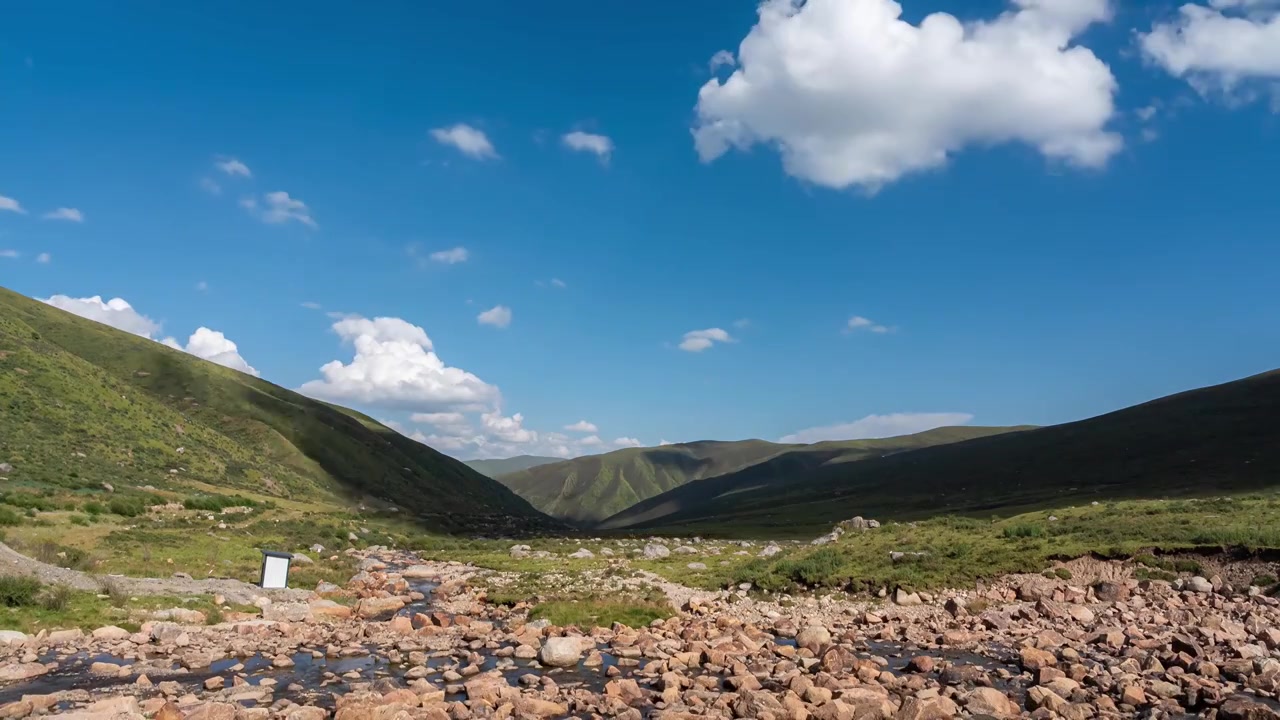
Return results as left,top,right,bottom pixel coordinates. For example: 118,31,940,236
496,440,796,525
619,371,1280,537
0,286,555,535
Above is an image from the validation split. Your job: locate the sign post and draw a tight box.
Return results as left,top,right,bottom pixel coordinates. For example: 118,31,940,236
259,550,293,589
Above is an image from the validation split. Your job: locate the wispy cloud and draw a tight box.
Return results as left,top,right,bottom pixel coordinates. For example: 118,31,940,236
0,195,25,214
844,315,891,334
35,252,50,264
562,131,614,163
215,157,252,177
564,420,598,433
477,305,512,329
678,327,734,352
42,207,83,223
709,50,736,73
430,124,498,160
199,177,223,195
300,301,322,310
243,191,316,228
429,246,469,264
0,250,18,259
781,412,974,444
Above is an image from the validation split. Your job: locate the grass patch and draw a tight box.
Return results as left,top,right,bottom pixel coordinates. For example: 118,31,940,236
529,599,672,629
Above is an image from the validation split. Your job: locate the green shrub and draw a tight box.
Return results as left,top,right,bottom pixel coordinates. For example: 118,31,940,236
0,576,41,606
1250,574,1277,588
70,514,91,526
108,497,146,517
1172,559,1202,574
0,493,57,512
0,507,20,526
38,584,72,611
82,501,105,515
1054,568,1073,580
1002,523,1045,539
779,548,844,587
183,494,258,512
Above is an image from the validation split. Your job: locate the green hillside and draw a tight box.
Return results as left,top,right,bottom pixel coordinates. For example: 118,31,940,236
496,440,797,525
598,426,1026,529
621,370,1280,537
0,286,554,535
466,455,563,478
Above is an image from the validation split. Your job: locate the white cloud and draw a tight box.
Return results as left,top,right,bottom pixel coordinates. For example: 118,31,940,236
43,293,257,375
693,0,1120,190
163,327,259,376
0,250,18,259
42,207,83,223
430,123,498,159
1139,0,1280,101
481,410,537,444
844,315,891,334
299,315,500,412
659,439,675,446
550,278,567,288
411,411,466,426
410,411,473,437
780,412,975,444
0,196,25,214
252,191,316,227
35,252,50,264
562,131,615,161
41,295,162,337
429,246,469,264
477,305,512,329
579,435,603,447
679,327,734,352
732,318,751,329
215,157,252,177
199,177,222,195
613,437,644,448
709,49,737,73
301,301,322,310
565,420,598,433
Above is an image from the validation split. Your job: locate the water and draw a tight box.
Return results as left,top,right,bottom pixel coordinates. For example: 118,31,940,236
0,573,1032,710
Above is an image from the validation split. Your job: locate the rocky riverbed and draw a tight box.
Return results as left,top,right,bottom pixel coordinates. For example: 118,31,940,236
2,548,1280,719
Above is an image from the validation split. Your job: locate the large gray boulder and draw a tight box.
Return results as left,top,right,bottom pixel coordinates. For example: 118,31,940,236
642,543,671,559
539,637,585,667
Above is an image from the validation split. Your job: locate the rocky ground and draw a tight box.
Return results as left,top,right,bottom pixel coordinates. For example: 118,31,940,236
2,546,1280,719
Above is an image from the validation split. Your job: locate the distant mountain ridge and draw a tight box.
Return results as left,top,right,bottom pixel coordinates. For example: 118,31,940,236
615,370,1280,537
465,455,563,478
495,428,1024,526
596,426,1030,530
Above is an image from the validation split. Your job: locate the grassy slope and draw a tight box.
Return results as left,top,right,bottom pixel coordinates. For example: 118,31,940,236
465,455,563,478
598,426,1027,530
0,286,553,534
495,440,799,525
627,370,1280,537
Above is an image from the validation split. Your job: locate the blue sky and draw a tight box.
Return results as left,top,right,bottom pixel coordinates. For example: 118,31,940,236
2,0,1278,459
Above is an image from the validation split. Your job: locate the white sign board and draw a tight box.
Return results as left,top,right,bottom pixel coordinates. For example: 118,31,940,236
261,554,290,589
